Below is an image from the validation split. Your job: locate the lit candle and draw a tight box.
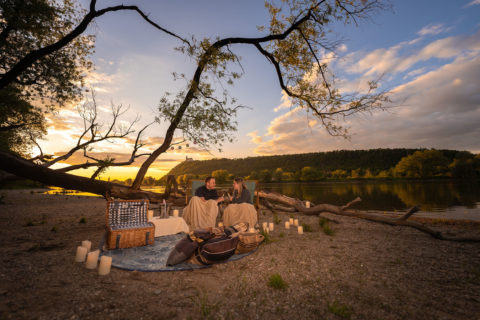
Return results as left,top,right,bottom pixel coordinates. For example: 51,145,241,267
294,219,299,226
289,218,294,224
81,240,91,252
285,221,290,229
298,226,303,234
262,222,268,231
218,222,224,227
75,246,88,262
98,255,112,276
248,227,255,233
147,210,154,221
85,250,100,269
269,222,274,231
306,201,311,208
173,209,179,217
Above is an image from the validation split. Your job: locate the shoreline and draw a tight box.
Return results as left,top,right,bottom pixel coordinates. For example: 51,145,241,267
0,190,479,319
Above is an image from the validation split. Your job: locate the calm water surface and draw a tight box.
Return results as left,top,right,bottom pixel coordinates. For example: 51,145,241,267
45,180,480,221
261,180,480,221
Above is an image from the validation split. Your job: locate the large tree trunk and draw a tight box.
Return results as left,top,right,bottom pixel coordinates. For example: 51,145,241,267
0,151,167,203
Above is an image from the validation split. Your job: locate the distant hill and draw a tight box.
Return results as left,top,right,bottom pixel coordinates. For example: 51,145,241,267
164,148,464,178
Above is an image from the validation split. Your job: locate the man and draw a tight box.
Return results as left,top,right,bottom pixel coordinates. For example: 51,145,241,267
182,176,224,230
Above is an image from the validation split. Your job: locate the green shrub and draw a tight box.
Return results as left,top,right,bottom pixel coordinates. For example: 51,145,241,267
301,223,312,232
327,301,352,319
267,273,288,290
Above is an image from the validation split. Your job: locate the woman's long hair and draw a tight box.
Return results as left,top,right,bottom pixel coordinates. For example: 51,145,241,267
234,177,247,198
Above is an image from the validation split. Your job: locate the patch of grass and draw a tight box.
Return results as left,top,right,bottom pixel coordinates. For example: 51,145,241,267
279,231,285,238
319,217,328,227
50,226,57,233
320,218,334,236
259,228,272,244
191,290,219,319
327,301,352,319
322,224,334,236
301,223,312,232
267,273,288,290
79,217,87,224
24,220,35,227
273,213,281,225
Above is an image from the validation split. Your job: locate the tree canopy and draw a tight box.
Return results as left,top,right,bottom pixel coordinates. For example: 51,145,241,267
0,0,400,201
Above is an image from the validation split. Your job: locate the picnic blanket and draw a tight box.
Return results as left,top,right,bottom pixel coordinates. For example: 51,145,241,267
100,233,258,272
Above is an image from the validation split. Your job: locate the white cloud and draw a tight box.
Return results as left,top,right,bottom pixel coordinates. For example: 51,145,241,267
344,31,480,77
465,0,480,7
417,24,448,36
250,33,480,155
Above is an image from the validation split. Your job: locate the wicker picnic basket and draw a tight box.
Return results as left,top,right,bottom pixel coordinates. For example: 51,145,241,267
105,199,155,249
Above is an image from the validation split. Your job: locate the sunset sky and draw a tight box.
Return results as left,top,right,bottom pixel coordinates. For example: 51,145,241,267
40,0,480,180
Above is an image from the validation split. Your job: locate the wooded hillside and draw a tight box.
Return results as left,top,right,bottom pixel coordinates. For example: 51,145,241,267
164,148,479,183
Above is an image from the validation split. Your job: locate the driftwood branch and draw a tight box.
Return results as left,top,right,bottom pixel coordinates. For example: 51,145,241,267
256,190,480,243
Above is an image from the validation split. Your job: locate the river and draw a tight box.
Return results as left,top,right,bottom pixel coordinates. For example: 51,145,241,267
260,180,480,221
45,179,480,221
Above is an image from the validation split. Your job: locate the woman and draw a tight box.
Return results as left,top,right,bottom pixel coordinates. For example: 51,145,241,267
223,178,258,228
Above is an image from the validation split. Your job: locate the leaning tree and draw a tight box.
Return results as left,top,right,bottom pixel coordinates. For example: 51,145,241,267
0,0,391,202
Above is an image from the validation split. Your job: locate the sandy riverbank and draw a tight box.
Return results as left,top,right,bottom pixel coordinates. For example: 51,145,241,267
0,189,479,319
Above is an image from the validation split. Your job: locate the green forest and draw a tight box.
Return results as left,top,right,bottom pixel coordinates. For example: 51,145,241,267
161,148,480,185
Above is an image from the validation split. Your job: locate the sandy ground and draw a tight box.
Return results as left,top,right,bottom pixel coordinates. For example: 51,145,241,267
0,189,479,320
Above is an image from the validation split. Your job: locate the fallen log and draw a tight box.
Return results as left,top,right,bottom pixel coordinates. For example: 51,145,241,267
256,190,480,243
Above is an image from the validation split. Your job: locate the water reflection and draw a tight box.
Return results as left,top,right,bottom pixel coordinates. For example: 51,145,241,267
261,180,480,215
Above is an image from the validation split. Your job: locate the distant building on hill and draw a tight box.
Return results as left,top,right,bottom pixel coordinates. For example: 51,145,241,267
185,156,193,161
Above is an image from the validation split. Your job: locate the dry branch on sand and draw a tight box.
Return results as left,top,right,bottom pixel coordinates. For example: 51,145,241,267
256,190,480,243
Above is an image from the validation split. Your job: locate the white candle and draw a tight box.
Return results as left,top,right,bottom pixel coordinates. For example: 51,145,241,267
147,210,154,221
75,246,88,262
262,222,268,231
289,218,294,224
285,221,290,229
248,227,255,233
294,219,299,226
98,255,112,275
269,222,274,231
81,240,91,252
298,226,303,234
85,250,100,269
218,222,224,227
306,201,311,208
173,209,179,217
264,227,269,234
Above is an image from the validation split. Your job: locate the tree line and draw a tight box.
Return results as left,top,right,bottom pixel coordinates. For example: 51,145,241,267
165,149,480,184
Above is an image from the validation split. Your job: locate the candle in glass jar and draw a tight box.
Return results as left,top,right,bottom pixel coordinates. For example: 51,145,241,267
147,210,154,221
306,201,311,208
298,226,303,234
81,240,91,252
285,221,290,229
75,246,88,262
173,209,179,217
262,222,268,231
289,218,294,224
85,250,100,269
98,255,112,275
294,219,299,226
218,222,224,227
248,227,255,233
269,222,274,231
